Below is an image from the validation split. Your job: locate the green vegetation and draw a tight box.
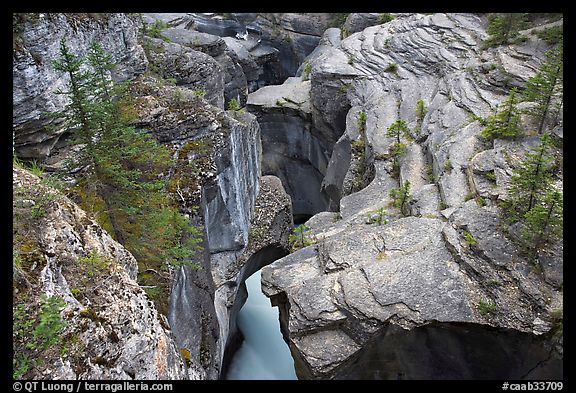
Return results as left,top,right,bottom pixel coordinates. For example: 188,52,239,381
482,13,528,48
386,119,409,158
415,99,427,122
302,61,312,81
227,98,243,112
193,90,207,98
384,63,398,74
289,224,316,252
78,249,111,278
503,133,556,219
485,170,497,182
368,207,388,226
535,25,563,45
478,299,497,316
444,159,453,172
521,188,562,258
389,180,412,216
501,133,562,261
357,111,367,135
439,200,449,210
331,13,350,28
49,40,203,302
378,13,395,24
13,295,67,378
521,43,563,135
477,196,487,207
143,19,171,42
480,88,523,139
463,230,477,247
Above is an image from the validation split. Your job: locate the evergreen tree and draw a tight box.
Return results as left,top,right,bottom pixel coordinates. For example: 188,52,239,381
50,39,202,272
522,43,563,134
386,119,410,156
389,180,411,216
480,88,523,139
503,133,556,221
483,13,528,47
522,187,563,258
51,38,93,143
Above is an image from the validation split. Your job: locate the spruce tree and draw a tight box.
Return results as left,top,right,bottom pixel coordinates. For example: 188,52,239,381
50,39,202,273
480,88,523,139
522,43,563,134
386,119,410,156
389,180,411,216
522,187,563,259
503,133,556,221
483,13,528,47
51,38,93,143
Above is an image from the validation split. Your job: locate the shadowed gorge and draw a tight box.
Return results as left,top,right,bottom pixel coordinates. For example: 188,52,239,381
13,12,562,381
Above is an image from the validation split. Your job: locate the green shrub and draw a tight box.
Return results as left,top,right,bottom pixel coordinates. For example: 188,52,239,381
536,25,563,45
227,98,243,111
384,63,398,74
478,299,497,316
302,61,312,81
444,159,453,172
389,180,411,216
463,230,477,247
357,111,367,134
484,170,497,182
415,99,427,121
289,224,315,252
378,13,395,24
369,207,388,226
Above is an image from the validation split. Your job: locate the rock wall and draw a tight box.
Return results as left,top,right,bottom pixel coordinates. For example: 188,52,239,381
260,13,563,379
247,78,331,220
13,166,190,379
13,13,147,159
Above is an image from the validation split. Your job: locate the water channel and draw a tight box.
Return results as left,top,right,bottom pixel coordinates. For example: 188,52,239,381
225,270,297,380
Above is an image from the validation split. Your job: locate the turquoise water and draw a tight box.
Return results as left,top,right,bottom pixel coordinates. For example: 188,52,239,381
225,270,298,380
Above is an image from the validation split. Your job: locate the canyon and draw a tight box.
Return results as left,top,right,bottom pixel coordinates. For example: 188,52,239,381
12,12,563,380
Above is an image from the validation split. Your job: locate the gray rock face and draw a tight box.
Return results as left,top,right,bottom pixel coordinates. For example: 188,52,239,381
145,37,225,109
247,79,332,220
120,73,262,378
13,13,147,159
202,111,261,253
261,13,563,379
342,13,384,35
13,166,190,380
211,175,293,373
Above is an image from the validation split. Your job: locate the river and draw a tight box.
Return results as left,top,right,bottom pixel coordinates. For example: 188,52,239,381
225,270,298,380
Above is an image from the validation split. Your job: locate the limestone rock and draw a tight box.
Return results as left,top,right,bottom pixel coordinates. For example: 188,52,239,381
13,13,147,159
13,166,190,380
260,13,562,379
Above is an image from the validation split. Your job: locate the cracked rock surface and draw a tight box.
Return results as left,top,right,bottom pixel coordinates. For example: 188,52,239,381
261,13,563,379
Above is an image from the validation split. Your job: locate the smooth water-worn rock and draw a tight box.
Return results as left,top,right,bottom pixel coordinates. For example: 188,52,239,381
13,166,190,379
247,79,332,218
261,13,563,379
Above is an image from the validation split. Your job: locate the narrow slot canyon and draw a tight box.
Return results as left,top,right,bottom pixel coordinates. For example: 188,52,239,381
12,12,563,381
220,91,336,380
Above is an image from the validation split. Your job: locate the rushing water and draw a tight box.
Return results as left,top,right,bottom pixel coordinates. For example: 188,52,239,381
225,270,298,380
